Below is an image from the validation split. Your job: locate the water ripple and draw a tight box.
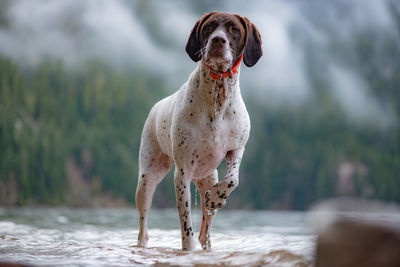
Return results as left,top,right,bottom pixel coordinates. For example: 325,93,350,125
0,208,314,266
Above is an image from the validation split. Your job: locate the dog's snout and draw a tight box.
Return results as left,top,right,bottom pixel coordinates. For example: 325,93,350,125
206,31,232,64
211,36,227,46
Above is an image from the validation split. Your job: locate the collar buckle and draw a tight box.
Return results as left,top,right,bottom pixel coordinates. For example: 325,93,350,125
228,68,234,78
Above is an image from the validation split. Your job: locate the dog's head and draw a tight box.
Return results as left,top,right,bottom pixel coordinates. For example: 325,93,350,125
186,12,262,71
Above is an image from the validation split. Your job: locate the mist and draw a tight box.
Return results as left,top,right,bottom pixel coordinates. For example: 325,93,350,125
0,0,398,127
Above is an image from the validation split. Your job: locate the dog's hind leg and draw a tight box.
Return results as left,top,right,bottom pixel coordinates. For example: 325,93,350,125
193,169,218,250
136,133,173,247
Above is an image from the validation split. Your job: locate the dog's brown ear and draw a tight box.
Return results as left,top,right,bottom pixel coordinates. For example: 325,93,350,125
186,12,215,62
240,17,263,67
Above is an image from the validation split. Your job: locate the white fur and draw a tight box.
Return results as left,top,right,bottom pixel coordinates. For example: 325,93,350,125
136,27,250,251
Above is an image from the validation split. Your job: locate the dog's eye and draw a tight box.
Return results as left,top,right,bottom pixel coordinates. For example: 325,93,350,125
231,26,239,34
203,22,215,35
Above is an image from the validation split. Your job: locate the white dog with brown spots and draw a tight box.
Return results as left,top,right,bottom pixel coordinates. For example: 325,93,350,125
136,11,262,251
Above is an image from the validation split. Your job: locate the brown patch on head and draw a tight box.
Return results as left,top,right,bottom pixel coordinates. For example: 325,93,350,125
186,12,216,62
186,12,246,63
186,12,262,67
199,13,246,63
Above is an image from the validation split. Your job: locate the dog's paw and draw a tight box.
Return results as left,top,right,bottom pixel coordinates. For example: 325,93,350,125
137,231,149,247
204,186,228,213
200,236,211,251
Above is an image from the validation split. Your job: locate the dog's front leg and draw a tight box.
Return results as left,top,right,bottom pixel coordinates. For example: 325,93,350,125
205,148,244,213
174,166,196,251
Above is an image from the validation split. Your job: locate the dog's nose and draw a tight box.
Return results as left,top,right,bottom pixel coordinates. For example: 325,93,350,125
211,36,227,45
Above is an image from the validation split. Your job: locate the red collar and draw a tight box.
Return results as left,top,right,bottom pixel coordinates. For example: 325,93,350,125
206,54,243,80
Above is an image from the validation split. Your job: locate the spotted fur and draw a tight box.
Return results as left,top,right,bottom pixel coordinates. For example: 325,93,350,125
135,12,262,251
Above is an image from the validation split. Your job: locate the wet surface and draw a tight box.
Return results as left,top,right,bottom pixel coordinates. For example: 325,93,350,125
0,208,315,266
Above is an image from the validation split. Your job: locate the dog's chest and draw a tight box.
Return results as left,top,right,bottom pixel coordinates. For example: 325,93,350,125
189,117,245,178
175,92,249,178
182,82,247,146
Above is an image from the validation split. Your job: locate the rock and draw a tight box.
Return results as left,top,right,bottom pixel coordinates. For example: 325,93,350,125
315,218,400,267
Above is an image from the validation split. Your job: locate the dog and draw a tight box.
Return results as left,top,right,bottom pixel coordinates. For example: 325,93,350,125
135,11,262,251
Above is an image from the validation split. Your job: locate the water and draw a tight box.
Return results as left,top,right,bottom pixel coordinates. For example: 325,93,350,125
0,207,315,266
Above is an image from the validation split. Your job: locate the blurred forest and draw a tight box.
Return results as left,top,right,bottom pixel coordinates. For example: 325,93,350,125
0,0,399,209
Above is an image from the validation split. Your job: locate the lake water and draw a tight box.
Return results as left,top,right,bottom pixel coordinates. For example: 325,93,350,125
0,207,315,266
